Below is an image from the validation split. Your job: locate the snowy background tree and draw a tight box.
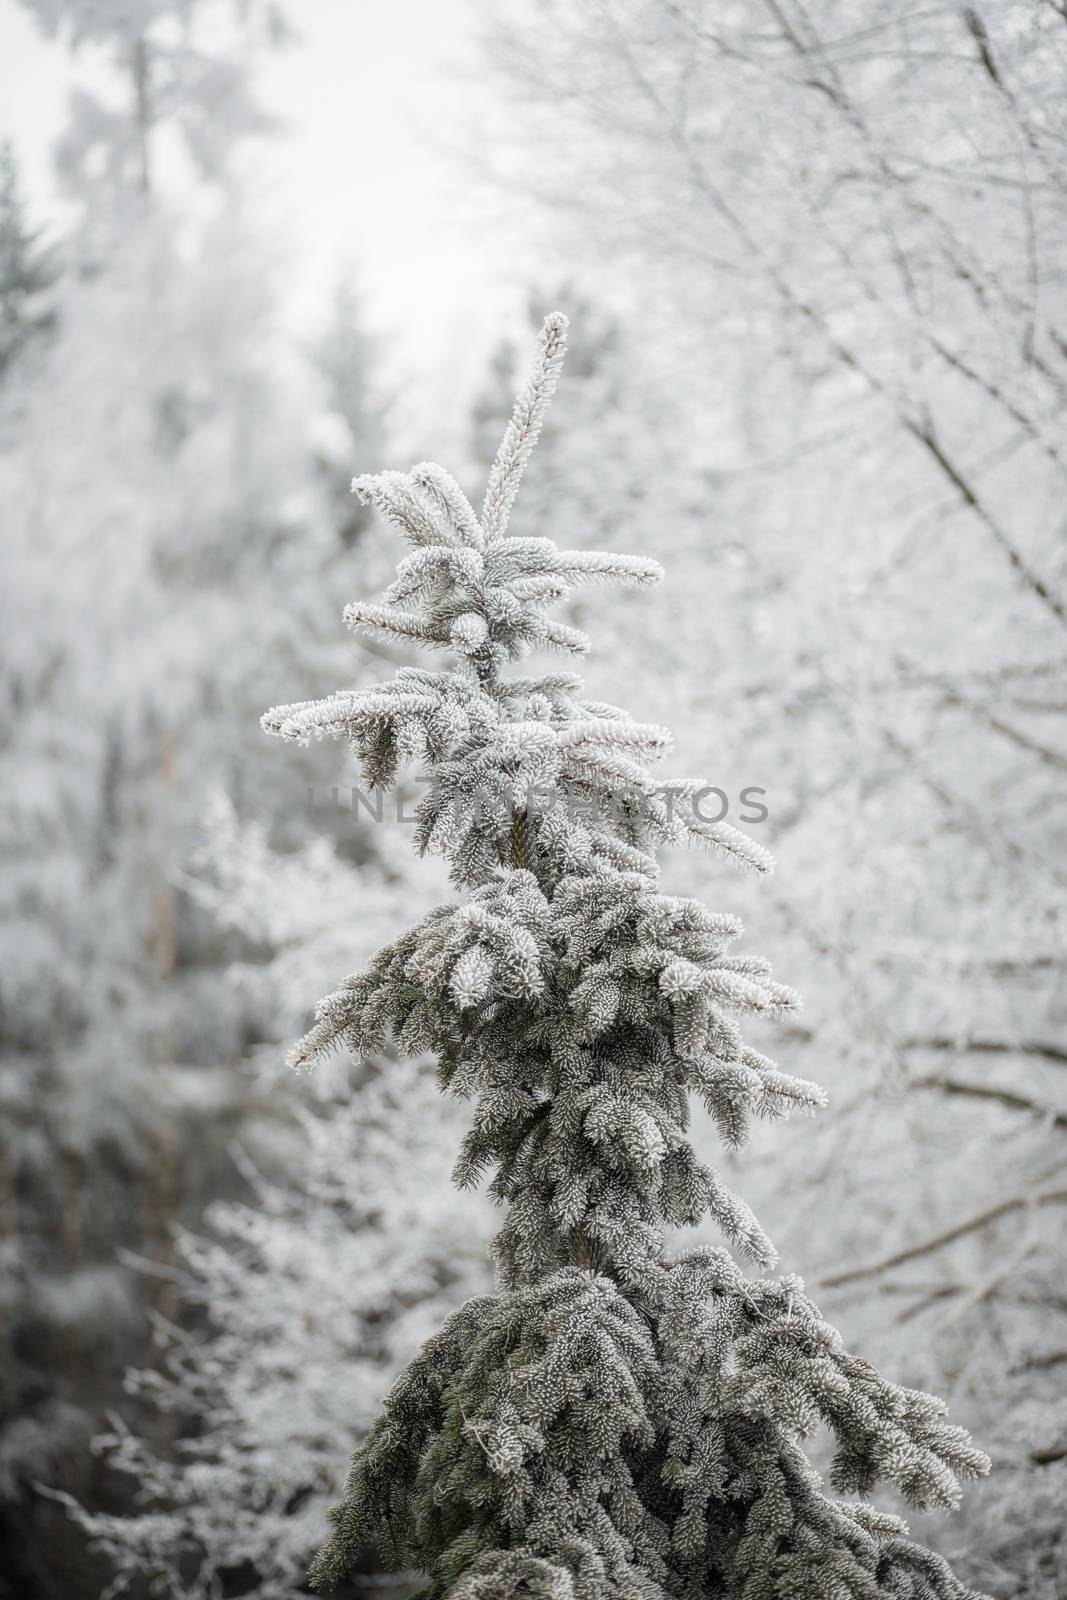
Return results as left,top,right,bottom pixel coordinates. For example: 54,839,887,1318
0,5,399,1593
473,9,1067,1591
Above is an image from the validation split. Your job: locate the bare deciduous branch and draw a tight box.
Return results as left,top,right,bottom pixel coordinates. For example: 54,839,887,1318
818,1185,1067,1288
910,1075,1067,1127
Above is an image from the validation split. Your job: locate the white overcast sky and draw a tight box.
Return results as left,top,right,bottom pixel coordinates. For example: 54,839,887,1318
0,0,553,412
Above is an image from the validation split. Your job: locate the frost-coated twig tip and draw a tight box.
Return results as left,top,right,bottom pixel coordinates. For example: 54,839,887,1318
481,312,569,542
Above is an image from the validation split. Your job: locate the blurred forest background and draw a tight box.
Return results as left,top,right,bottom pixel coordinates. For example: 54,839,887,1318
1,2,1065,1598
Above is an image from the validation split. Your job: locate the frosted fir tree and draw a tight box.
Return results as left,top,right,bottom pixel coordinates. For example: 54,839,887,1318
263,315,991,1600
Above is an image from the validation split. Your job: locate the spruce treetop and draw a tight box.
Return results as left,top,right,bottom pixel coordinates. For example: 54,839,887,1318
264,315,990,1600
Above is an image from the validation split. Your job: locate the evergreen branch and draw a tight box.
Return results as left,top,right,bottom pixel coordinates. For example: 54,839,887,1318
410,462,485,550
344,600,441,645
481,312,568,541
554,549,665,587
